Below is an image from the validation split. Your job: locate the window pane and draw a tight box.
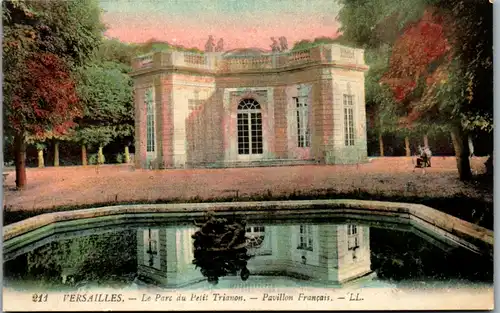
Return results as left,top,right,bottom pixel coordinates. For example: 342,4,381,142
238,113,250,154
238,100,262,155
344,99,355,146
296,97,310,148
146,88,155,153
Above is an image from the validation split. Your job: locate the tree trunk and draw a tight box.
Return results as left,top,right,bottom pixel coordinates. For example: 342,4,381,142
404,136,411,156
450,126,472,181
37,149,45,168
98,146,104,164
81,145,88,166
124,146,130,163
54,141,60,167
423,134,429,148
14,133,27,189
378,134,384,157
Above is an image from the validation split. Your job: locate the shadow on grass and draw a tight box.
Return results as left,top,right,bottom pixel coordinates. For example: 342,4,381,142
3,188,493,230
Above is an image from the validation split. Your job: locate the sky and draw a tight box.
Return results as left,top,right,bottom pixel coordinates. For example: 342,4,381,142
99,0,342,50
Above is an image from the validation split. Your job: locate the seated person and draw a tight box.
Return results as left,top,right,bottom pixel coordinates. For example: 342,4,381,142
416,146,432,168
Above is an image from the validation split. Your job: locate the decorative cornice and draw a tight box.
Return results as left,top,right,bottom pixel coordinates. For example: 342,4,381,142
130,62,369,79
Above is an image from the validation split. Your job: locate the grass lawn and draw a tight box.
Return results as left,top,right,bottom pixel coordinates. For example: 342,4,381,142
2,156,492,229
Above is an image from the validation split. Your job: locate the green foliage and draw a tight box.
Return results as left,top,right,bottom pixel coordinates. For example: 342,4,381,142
336,0,431,49
335,0,411,136
32,0,105,67
34,142,46,150
88,153,105,165
74,60,134,148
447,1,493,133
291,36,343,51
337,0,493,138
95,39,136,65
115,153,124,164
2,0,104,143
131,39,204,55
291,39,313,50
74,126,116,148
23,231,137,289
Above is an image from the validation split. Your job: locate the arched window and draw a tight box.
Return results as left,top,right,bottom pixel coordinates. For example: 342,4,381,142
245,226,265,249
237,99,263,155
245,226,271,256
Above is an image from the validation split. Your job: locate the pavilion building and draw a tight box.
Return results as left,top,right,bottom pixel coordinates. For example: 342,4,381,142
135,223,374,289
130,44,369,169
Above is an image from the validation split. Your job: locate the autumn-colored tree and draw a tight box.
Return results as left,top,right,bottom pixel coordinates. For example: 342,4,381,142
337,0,492,179
6,52,82,187
380,10,453,157
335,0,431,157
382,10,450,102
3,0,104,188
381,3,493,180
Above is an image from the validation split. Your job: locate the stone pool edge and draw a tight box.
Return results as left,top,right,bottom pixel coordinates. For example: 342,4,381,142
3,199,493,247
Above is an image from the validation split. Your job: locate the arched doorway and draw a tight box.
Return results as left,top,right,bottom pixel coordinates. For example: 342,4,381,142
237,99,263,157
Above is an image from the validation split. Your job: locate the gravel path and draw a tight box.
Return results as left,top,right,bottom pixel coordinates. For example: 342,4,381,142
2,157,490,211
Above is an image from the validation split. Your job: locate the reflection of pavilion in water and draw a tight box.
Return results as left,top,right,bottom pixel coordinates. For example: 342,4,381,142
135,224,373,288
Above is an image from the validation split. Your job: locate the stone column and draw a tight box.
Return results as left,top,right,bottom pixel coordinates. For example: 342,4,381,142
134,83,148,169
273,87,288,158
160,79,174,168
319,71,335,164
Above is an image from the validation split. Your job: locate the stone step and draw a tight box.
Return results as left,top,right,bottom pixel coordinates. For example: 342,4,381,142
187,159,319,169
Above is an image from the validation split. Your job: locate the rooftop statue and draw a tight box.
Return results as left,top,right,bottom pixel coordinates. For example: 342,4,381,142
204,35,215,52
215,38,224,52
270,37,281,52
279,36,288,51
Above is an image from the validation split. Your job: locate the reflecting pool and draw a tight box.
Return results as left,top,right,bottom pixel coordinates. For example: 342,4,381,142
3,215,492,292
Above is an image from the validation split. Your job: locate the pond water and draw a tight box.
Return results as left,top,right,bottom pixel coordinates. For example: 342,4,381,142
3,217,493,292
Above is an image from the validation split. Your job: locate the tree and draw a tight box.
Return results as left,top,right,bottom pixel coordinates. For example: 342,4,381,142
74,61,134,165
335,0,426,157
336,0,493,180
22,231,137,288
132,38,204,56
95,38,136,65
380,3,493,180
363,45,397,156
5,52,82,186
291,36,342,51
26,130,75,168
3,0,104,188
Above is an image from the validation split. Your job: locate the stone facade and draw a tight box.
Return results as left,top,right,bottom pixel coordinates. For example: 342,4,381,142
137,227,202,287
136,224,372,288
132,44,369,169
